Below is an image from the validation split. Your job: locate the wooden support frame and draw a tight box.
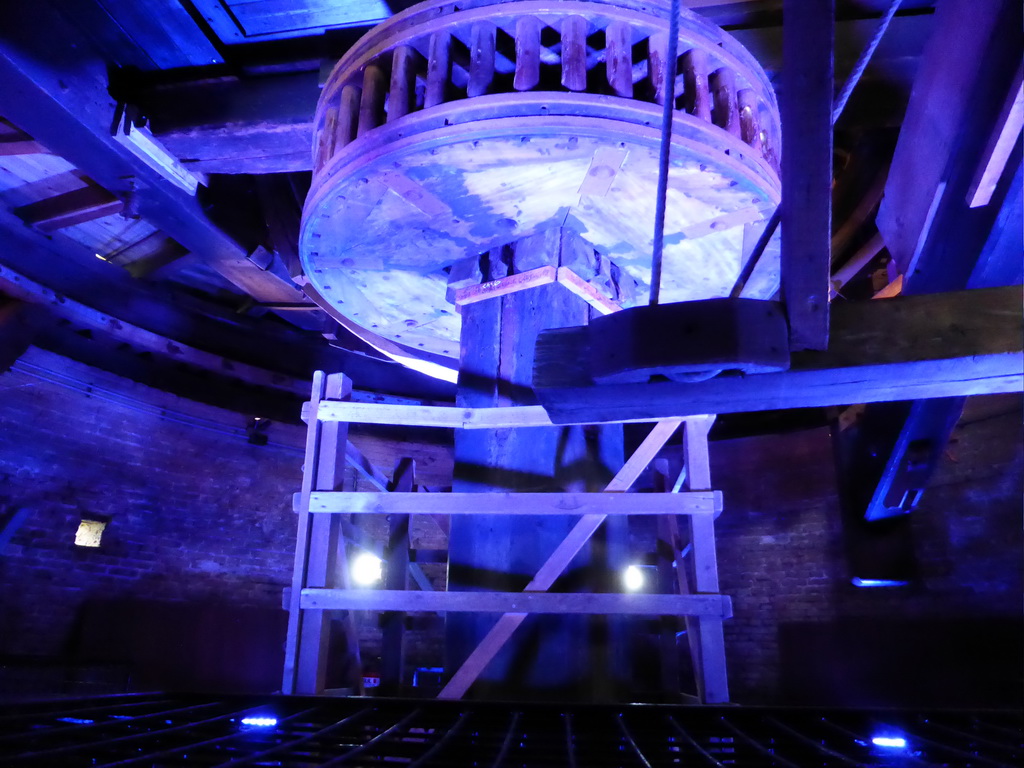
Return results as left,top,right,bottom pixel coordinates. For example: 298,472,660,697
301,491,722,516
302,590,732,617
290,373,733,703
283,372,363,695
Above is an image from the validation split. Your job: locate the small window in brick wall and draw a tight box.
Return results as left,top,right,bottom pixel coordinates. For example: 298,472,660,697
75,519,107,548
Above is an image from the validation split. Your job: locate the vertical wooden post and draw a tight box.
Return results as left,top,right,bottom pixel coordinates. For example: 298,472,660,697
682,48,711,122
652,460,680,698
358,62,387,137
295,373,354,694
648,32,671,106
737,89,763,152
314,104,338,174
468,21,497,98
709,67,741,138
381,457,414,695
782,0,833,351
514,16,542,91
425,31,451,108
388,46,418,122
561,16,588,92
605,21,633,98
683,415,729,704
336,84,361,150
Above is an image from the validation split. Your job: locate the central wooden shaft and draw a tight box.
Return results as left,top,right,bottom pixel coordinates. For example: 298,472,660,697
446,234,625,699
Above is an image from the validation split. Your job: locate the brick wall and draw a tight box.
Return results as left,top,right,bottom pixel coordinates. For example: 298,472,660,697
0,348,1019,705
713,394,1023,707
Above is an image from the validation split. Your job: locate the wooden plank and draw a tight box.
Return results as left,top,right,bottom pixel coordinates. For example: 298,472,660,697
454,266,558,306
0,138,49,156
534,286,1024,424
388,46,418,123
425,31,452,108
381,457,414,695
307,490,720,516
648,32,670,106
345,441,390,491
439,418,683,699
556,267,622,315
357,63,387,137
513,16,541,92
967,64,1024,208
282,371,326,695
467,21,497,98
561,16,588,92
303,589,732,617
709,67,741,137
737,88,762,152
781,0,834,351
15,185,123,232
295,373,355,695
684,417,729,703
605,20,633,98
681,48,711,122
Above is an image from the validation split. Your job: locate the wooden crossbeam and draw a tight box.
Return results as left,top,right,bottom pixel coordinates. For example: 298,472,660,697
302,589,732,617
14,185,123,232
534,286,1024,425
439,418,686,699
303,491,721,516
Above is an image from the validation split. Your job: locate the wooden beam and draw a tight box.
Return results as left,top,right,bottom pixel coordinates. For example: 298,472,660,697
15,185,122,232
381,457,414,695
439,418,684,699
534,286,1024,425
781,0,833,350
305,491,721,516
302,589,732,617
967,63,1024,209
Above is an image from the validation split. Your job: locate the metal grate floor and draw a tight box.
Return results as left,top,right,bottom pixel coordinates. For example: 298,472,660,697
0,692,1020,766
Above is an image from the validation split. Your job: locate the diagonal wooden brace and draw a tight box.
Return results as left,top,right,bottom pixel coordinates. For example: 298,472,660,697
438,417,686,699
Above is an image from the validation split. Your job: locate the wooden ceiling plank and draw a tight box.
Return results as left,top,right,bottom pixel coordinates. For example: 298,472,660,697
0,2,307,309
14,184,123,233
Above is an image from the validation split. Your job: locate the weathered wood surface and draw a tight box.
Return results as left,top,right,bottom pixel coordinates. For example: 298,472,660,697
303,589,732,617
302,0,781,375
440,418,682,699
14,184,122,232
303,490,721,516
781,0,833,351
534,286,1024,424
381,457,414,695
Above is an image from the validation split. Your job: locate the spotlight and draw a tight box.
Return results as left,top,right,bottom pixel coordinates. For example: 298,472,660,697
622,564,645,592
351,552,383,586
871,735,907,749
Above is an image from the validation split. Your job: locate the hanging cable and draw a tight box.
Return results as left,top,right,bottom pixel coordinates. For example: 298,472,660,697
649,0,682,306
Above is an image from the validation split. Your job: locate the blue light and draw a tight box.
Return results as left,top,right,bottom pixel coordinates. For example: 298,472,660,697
240,716,278,728
872,736,907,749
56,717,94,725
852,578,909,588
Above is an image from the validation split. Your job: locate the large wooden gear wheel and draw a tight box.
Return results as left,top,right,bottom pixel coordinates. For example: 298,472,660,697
300,0,781,369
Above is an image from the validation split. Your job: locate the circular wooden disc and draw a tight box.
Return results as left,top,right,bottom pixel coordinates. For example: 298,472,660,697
301,95,780,360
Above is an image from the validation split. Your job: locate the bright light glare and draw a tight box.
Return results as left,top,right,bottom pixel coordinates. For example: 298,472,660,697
871,736,907,749
240,717,278,727
352,552,383,586
852,578,908,588
623,565,645,591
